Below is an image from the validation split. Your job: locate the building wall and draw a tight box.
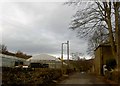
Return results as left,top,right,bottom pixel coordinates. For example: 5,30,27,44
2,57,15,67
94,47,101,75
29,60,62,69
102,46,114,64
94,45,114,75
1,54,26,67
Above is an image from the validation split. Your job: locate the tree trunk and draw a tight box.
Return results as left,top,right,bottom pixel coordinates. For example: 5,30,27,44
117,6,120,71
105,2,116,59
118,14,120,83
113,2,120,71
107,17,116,58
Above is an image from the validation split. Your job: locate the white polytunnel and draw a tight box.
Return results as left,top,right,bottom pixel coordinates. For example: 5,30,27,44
27,54,60,62
27,54,67,68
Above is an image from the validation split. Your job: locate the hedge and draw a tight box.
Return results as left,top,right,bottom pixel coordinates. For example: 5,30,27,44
2,67,62,85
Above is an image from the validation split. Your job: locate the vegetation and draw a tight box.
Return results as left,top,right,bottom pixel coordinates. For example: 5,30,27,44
2,67,62,85
66,1,120,67
66,1,120,82
0,44,8,53
105,70,120,82
2,67,75,85
0,44,32,59
70,59,94,72
15,50,32,59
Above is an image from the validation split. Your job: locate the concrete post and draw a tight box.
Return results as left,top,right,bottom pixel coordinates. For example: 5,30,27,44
67,41,69,68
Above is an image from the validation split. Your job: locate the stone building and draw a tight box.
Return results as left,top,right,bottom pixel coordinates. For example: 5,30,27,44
94,44,114,75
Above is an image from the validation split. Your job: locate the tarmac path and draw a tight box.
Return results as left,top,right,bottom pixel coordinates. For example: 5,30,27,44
56,72,118,86
0,69,2,86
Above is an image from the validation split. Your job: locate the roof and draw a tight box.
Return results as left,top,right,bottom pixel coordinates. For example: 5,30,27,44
0,54,26,61
27,54,60,62
94,44,111,51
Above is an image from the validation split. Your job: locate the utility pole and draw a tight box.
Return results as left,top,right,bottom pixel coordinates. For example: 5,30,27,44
61,43,64,62
61,41,70,71
61,43,64,75
67,41,70,68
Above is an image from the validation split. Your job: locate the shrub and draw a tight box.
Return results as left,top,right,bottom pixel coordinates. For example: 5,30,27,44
66,68,74,74
105,70,120,83
2,67,62,85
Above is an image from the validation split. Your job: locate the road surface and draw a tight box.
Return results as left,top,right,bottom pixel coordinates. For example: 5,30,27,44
0,68,2,86
56,72,118,86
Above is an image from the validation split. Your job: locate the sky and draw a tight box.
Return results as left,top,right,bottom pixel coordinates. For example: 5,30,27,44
0,0,89,59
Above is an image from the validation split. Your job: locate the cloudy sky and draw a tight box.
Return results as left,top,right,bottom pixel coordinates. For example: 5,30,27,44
0,0,88,59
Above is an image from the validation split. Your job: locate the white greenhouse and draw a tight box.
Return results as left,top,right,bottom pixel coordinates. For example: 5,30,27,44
27,54,64,69
0,54,27,67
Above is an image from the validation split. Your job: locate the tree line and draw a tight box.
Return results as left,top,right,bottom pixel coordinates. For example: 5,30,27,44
0,44,31,59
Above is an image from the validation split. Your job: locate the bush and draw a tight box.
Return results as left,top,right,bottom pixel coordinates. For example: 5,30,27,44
66,68,74,74
2,67,62,85
105,70,120,83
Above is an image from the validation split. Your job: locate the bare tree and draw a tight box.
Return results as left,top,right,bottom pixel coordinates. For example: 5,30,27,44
87,26,109,56
118,7,120,71
65,1,110,56
0,44,8,53
113,2,120,70
71,52,84,60
66,1,119,59
15,50,30,59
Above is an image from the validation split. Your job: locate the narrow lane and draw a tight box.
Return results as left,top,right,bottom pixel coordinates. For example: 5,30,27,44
0,68,2,86
56,72,117,86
